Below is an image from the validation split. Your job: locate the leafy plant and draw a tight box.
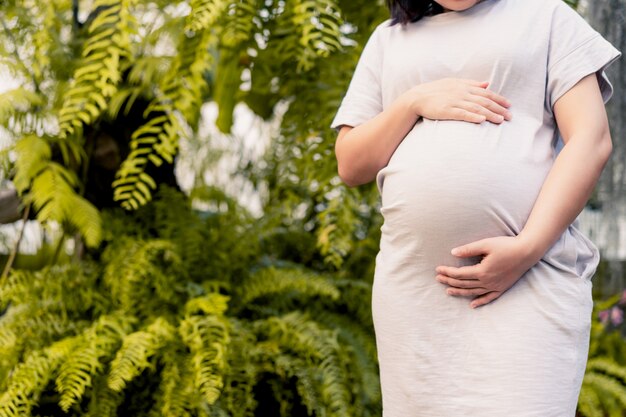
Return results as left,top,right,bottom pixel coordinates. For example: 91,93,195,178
578,291,626,416
0,185,381,417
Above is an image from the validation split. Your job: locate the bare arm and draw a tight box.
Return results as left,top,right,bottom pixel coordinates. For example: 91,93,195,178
334,93,417,187
335,78,512,187
516,72,612,257
435,73,613,308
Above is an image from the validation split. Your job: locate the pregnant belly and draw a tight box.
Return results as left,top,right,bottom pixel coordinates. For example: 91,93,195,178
376,117,553,261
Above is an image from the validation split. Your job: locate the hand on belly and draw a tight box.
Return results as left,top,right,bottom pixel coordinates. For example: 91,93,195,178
434,235,541,308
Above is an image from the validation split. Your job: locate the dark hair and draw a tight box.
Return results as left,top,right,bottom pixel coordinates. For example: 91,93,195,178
385,1,447,26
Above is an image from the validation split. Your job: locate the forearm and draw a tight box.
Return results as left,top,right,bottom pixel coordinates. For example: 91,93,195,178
517,130,612,261
335,92,418,187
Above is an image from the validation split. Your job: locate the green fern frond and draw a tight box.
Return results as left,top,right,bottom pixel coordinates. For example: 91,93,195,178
185,0,229,33
584,372,626,409
56,342,104,411
0,269,35,305
332,278,374,326
126,55,171,87
179,312,230,405
0,87,44,125
148,345,196,417
578,381,603,417
28,162,102,247
0,336,79,417
57,0,136,138
219,320,257,417
312,309,380,405
238,265,340,306
220,0,258,48
13,135,100,247
283,0,343,72
587,357,626,383
0,301,85,360
106,86,143,119
107,317,176,391
30,2,55,83
103,238,185,313
84,376,125,417
55,313,133,411
113,2,223,210
184,293,230,317
260,311,353,417
317,187,361,268
111,106,178,210
12,134,50,193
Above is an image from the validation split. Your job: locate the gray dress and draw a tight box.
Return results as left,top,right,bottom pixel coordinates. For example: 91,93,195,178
330,0,622,415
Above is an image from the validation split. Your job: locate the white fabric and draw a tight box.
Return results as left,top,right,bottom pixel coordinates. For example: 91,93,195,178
330,0,622,415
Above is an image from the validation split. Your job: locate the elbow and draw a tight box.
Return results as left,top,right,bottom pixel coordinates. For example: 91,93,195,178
335,135,363,187
337,163,362,188
599,130,613,163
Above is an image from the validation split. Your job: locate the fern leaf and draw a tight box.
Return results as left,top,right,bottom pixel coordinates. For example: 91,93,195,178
184,293,230,317
107,317,175,391
185,0,229,33
0,88,44,125
102,239,184,313
84,376,125,417
55,313,132,411
0,337,78,417
578,381,604,417
179,312,230,405
260,311,353,417
280,0,343,72
238,265,340,306
584,372,626,409
56,342,103,411
57,0,136,138
220,0,258,48
28,162,102,247
12,135,51,194
150,346,196,417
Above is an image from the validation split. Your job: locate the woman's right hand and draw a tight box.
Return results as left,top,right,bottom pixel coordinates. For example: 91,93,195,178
406,78,512,124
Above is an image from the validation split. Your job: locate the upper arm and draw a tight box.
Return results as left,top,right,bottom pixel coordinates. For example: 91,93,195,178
336,125,353,143
552,73,610,146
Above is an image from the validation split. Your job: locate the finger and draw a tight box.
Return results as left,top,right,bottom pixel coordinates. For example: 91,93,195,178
469,86,511,108
467,95,512,121
436,264,482,279
457,101,505,124
462,79,489,87
449,106,486,124
450,240,489,258
446,287,491,296
436,275,482,288
470,291,501,308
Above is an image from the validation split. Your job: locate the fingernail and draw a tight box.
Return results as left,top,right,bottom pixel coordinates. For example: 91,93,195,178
451,248,459,255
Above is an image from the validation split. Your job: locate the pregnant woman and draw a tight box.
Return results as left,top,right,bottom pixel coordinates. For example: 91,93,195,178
330,0,622,415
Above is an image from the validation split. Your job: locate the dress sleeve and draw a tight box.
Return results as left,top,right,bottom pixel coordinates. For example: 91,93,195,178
330,24,384,132
545,1,622,118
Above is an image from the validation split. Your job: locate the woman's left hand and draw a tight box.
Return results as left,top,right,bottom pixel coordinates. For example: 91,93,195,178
435,236,542,309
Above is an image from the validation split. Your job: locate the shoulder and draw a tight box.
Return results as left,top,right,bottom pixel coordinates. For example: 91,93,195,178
361,18,393,49
373,18,393,39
